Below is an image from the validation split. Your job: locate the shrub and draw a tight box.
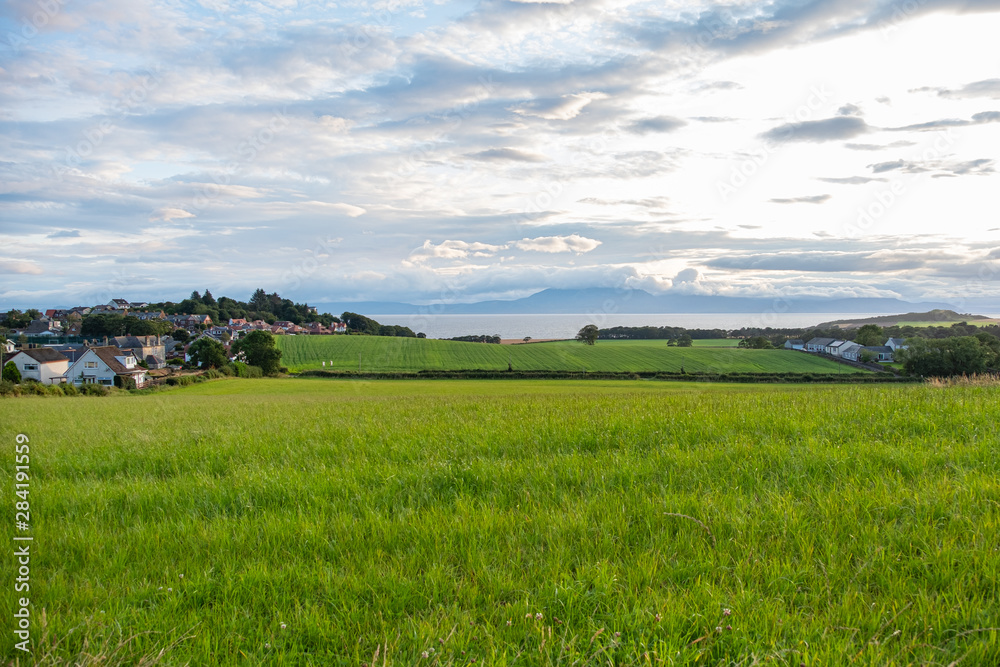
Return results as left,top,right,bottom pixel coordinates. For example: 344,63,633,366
82,383,109,396
2,361,20,384
62,383,78,396
0,380,20,397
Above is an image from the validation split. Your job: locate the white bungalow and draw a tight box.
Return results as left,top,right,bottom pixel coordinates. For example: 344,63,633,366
784,339,805,350
66,346,148,387
4,348,69,384
886,337,909,351
805,337,836,353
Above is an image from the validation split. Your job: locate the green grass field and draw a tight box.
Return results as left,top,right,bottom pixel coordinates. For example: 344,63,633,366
690,339,740,347
2,379,998,665
275,336,856,374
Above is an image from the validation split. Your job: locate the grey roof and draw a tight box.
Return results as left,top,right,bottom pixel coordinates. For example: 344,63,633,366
863,346,893,353
888,338,907,345
807,337,836,346
12,347,69,363
786,339,804,344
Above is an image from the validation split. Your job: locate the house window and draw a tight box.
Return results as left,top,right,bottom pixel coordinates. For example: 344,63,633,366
23,364,39,371
85,361,98,369
99,379,113,386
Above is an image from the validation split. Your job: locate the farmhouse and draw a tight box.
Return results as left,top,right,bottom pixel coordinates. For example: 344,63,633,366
783,339,804,350
838,341,864,361
887,337,909,351
805,337,836,353
4,348,69,384
66,346,148,388
863,345,895,362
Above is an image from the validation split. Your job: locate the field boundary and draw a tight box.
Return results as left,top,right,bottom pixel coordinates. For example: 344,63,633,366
295,369,919,383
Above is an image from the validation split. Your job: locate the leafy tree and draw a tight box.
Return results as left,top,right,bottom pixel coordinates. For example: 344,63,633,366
231,330,282,375
2,310,31,329
202,289,216,307
677,333,693,347
190,291,201,301
187,337,229,369
171,328,190,343
250,288,269,312
576,324,599,345
2,361,20,384
854,324,885,347
898,336,989,377
738,336,773,349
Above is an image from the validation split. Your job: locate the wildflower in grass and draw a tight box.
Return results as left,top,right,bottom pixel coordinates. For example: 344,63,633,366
280,623,286,630
525,613,531,619
723,608,732,616
655,614,661,622
167,588,172,592
179,574,184,579
506,620,511,626
726,625,732,631
614,631,621,638
421,651,428,659
715,626,722,633
265,643,270,649
535,613,543,620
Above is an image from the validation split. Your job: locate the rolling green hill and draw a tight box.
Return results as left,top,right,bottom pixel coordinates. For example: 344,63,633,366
275,335,863,374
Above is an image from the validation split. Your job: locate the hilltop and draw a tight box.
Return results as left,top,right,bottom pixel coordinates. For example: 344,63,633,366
815,309,994,328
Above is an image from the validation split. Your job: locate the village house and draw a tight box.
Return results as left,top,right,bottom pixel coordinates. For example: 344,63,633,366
22,317,64,336
3,339,16,354
66,346,148,388
108,298,131,310
4,348,69,384
135,310,167,321
864,345,895,362
111,335,167,369
783,339,804,350
886,337,909,352
805,337,836,353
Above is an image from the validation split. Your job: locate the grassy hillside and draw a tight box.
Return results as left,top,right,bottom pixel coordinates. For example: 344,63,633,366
1,379,997,665
275,335,861,374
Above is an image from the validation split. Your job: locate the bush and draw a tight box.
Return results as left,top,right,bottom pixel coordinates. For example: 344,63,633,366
2,361,20,384
81,383,109,396
0,380,20,397
232,362,263,378
61,383,78,396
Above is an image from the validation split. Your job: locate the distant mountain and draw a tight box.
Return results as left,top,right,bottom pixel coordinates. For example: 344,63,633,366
815,309,993,328
317,288,957,317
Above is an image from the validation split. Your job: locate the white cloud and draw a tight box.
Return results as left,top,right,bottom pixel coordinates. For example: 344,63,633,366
514,235,602,254
149,208,195,222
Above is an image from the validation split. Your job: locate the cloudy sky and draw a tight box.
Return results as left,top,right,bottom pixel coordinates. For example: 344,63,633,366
2,0,999,311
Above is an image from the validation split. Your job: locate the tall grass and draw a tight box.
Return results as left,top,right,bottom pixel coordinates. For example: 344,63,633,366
2,380,997,665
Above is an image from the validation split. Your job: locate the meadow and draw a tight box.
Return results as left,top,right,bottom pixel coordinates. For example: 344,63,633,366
1,378,998,665
274,336,856,375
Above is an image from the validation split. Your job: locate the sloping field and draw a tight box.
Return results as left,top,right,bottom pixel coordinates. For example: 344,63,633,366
2,379,997,665
275,335,862,374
